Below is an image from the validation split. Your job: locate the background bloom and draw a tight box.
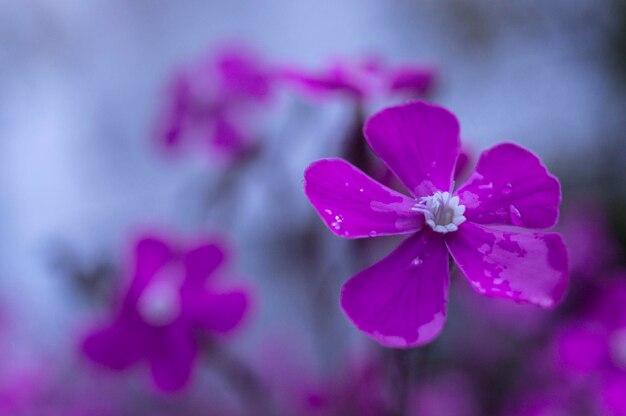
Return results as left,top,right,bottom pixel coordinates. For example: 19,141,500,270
155,46,275,165
82,234,249,392
280,56,436,101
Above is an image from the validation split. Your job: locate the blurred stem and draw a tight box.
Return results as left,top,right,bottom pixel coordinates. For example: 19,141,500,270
393,350,411,416
342,100,368,171
386,348,412,416
202,339,274,416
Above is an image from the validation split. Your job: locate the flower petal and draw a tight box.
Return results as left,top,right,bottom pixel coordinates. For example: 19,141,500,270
128,236,175,301
184,240,228,284
446,222,568,308
147,322,198,392
456,143,561,229
81,318,147,371
387,66,436,96
189,290,249,334
278,66,364,98
210,114,251,161
602,371,626,415
364,101,460,197
555,324,608,374
341,229,449,348
304,158,423,239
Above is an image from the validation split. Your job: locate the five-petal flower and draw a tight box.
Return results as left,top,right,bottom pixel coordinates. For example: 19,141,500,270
81,234,249,391
304,101,568,348
156,46,274,164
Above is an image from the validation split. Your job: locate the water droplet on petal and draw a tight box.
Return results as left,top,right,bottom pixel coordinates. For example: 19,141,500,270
344,182,349,187
409,257,423,268
324,209,332,216
359,188,364,193
368,231,378,237
509,205,523,226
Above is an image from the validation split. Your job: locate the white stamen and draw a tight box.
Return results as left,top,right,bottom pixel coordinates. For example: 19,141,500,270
411,191,466,234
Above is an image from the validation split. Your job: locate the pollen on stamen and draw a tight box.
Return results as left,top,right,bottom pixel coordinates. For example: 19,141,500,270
411,191,466,234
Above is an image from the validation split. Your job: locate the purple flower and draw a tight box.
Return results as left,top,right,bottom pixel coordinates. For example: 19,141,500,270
410,373,479,416
281,57,436,101
258,342,389,416
155,46,274,165
304,101,568,348
81,234,249,392
554,277,626,415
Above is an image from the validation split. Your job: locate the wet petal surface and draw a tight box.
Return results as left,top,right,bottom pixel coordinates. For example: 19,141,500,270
341,229,449,348
364,101,460,197
446,222,568,308
457,143,561,229
304,158,423,239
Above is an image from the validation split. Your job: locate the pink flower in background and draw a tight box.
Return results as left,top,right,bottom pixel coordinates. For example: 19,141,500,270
81,234,249,392
281,57,436,101
156,46,274,164
257,342,389,416
304,101,568,348
555,277,626,415
410,373,479,416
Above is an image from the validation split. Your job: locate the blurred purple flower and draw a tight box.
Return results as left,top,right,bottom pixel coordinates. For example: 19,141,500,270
81,234,249,392
555,277,626,415
410,373,479,416
258,342,389,416
155,46,275,165
280,57,436,101
304,100,568,348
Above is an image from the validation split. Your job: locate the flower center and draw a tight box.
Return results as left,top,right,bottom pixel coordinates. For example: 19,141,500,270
412,191,466,234
137,265,183,326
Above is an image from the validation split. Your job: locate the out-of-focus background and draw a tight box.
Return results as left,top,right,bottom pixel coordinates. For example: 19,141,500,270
1,1,626,415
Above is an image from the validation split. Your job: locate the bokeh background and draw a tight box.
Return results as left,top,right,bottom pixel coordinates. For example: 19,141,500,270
1,1,626,415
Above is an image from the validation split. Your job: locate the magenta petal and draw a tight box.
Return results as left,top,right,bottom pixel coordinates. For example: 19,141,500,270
364,101,460,197
147,323,198,392
184,241,227,284
191,290,249,334
341,229,449,348
457,143,561,229
387,66,436,96
279,66,364,98
128,237,174,301
602,371,626,415
81,320,146,371
446,222,568,308
304,158,424,239
555,324,608,373
214,47,271,101
211,115,250,161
